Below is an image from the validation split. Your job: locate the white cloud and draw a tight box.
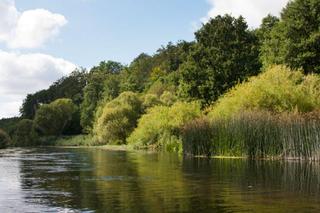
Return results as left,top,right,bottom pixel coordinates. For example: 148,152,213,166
0,0,67,49
0,50,77,118
203,0,290,28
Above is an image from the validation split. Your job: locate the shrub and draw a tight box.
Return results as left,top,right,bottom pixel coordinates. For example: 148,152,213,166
34,99,77,136
54,135,94,146
93,92,142,145
128,102,201,151
208,66,320,118
0,129,11,149
160,91,177,106
13,119,39,147
142,94,162,109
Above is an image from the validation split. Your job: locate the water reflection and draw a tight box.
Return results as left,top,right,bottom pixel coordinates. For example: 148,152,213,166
0,148,320,212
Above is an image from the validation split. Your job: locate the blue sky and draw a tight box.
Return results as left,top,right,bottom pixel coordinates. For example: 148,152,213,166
14,0,208,67
0,0,289,118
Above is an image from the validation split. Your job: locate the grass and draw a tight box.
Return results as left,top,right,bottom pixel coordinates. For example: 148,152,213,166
50,135,95,146
182,111,320,160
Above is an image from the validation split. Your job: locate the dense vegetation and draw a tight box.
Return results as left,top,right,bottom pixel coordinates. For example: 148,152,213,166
1,0,320,160
0,129,11,149
128,101,201,151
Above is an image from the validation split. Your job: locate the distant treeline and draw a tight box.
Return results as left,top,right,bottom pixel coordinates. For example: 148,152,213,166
1,0,320,160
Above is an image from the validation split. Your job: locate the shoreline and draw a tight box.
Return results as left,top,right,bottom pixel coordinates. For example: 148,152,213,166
51,145,320,162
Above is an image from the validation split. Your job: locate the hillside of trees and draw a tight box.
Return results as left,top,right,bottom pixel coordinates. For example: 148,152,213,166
1,0,320,159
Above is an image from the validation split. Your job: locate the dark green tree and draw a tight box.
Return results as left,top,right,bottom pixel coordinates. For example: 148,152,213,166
120,53,154,93
34,99,77,136
20,69,87,119
256,14,280,43
13,119,39,147
179,15,261,104
80,61,124,132
0,129,11,149
261,0,320,73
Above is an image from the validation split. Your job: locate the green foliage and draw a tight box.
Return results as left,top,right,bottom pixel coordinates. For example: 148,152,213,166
93,92,142,145
146,76,177,97
142,94,162,109
261,0,320,73
0,129,11,149
153,41,194,73
54,135,94,146
179,15,261,104
20,69,87,119
0,117,21,137
34,99,77,136
256,14,280,43
80,61,124,132
160,91,177,106
120,54,154,93
13,119,39,147
183,111,320,160
128,102,201,151
208,66,320,118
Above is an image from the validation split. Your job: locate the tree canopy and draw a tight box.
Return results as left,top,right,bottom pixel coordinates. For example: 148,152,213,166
179,15,261,104
34,99,78,136
261,0,320,73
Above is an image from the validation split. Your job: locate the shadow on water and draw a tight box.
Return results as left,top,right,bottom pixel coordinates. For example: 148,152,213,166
1,147,320,212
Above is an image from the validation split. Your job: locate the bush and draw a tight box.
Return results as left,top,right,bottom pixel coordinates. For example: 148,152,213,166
208,66,320,118
54,135,94,146
160,91,177,106
142,94,162,109
146,80,170,97
128,102,201,151
13,119,39,147
93,92,142,145
0,129,11,149
34,99,77,136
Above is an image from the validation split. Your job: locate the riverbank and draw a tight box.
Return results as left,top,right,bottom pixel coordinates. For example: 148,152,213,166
56,144,129,151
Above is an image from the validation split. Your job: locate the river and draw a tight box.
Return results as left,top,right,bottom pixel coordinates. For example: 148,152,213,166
0,147,320,212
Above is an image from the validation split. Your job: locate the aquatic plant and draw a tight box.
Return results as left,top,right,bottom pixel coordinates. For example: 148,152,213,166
183,111,320,160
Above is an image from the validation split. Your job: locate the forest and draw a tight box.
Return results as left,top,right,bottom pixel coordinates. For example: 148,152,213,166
1,0,320,160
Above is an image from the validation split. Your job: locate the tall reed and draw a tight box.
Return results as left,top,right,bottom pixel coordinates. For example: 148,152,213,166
182,111,320,160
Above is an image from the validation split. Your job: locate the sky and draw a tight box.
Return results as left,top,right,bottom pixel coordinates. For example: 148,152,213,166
0,0,289,118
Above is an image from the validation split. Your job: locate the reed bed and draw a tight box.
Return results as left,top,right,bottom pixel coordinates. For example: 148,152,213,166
182,111,320,160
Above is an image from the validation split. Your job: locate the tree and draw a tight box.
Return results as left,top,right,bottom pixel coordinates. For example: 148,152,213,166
179,15,261,104
120,53,154,93
153,41,194,73
93,92,142,145
34,99,77,136
20,69,87,119
261,0,320,73
256,15,280,43
13,119,39,147
80,61,124,132
0,129,11,149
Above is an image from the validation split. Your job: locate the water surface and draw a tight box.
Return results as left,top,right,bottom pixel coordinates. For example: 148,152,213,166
0,147,320,212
